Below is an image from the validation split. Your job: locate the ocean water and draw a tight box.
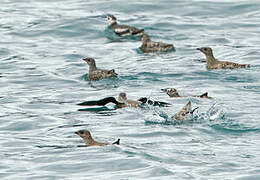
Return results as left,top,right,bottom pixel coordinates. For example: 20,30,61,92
1,0,260,179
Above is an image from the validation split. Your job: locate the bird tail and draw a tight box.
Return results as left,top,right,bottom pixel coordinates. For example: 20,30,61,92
108,69,118,76
191,107,199,114
200,92,209,98
112,138,120,145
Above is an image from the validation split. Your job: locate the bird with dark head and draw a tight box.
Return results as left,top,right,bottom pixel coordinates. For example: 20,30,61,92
106,14,144,37
107,14,117,26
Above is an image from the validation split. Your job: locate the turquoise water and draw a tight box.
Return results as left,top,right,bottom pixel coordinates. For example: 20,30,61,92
1,0,260,179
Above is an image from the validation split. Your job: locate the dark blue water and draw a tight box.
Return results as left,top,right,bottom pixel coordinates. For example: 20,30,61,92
1,0,260,179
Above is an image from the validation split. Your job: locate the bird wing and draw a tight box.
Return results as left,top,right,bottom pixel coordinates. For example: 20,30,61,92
152,100,171,107
129,26,144,35
113,25,131,36
77,97,118,106
219,61,239,69
89,69,117,80
137,97,171,107
113,25,143,36
199,92,212,99
146,41,161,48
216,59,248,69
146,41,171,48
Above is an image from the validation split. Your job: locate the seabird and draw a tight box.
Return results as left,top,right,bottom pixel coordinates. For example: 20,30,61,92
83,57,118,81
106,14,144,37
75,129,120,146
161,88,212,99
140,33,175,53
77,93,171,108
174,101,198,121
197,47,250,69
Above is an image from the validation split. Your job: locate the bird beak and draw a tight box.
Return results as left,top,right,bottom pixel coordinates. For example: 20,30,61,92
196,48,201,51
83,58,90,62
161,89,167,92
75,132,79,135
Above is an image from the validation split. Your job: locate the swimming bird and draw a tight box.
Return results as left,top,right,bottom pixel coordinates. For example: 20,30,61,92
174,101,198,121
140,33,175,53
75,129,120,146
161,88,212,99
117,92,143,108
137,97,171,107
106,14,144,37
83,57,118,81
78,93,141,108
77,93,170,108
197,47,250,69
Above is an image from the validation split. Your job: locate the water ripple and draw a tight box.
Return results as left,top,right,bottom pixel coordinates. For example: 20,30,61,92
1,0,260,179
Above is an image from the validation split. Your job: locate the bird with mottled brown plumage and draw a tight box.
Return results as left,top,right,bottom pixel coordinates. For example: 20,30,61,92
197,47,250,69
161,88,212,99
75,129,120,147
83,58,117,81
140,33,175,53
116,92,142,108
174,101,198,121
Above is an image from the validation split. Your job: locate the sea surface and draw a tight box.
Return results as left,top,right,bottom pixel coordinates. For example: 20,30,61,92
1,0,260,179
